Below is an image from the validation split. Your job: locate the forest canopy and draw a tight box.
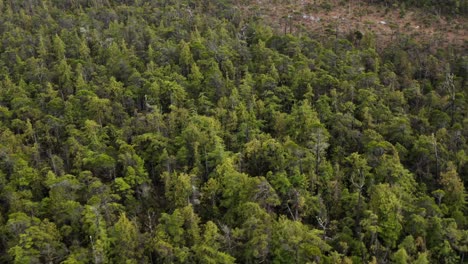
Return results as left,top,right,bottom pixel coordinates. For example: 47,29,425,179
0,0,466,263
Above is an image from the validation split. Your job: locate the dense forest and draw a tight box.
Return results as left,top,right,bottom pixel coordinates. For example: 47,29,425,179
0,0,467,263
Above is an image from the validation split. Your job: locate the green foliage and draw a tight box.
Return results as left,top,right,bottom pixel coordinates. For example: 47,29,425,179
152,205,200,263
193,221,235,263
109,213,143,263
272,216,331,263
7,215,66,264
369,184,403,247
0,0,465,263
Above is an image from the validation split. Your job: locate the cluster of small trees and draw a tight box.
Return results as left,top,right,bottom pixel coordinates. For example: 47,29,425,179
0,0,466,263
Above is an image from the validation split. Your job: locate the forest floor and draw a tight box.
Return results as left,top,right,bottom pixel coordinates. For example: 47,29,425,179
237,0,467,49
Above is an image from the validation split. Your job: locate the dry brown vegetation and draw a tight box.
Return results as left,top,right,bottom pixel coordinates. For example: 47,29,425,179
236,0,467,49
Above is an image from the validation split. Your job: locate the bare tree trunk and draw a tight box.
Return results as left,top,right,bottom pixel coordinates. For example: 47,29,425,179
432,134,440,179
